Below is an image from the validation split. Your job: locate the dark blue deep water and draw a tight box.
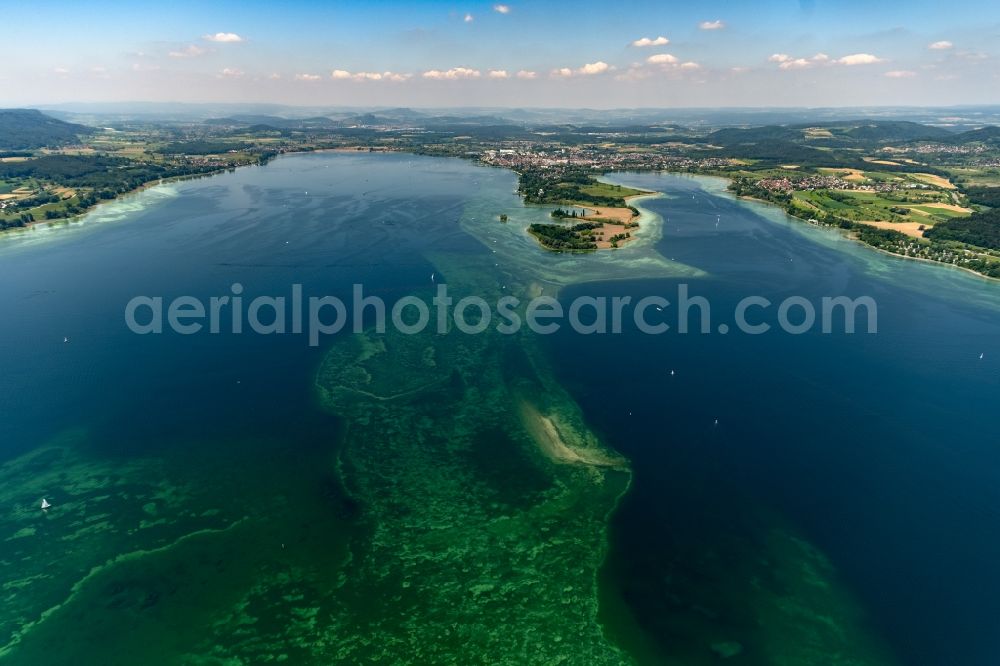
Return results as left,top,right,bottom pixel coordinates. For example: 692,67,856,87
1,155,999,664
551,173,1000,665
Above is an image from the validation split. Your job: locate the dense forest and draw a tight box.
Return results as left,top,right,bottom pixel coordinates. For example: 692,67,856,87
925,208,1000,250
963,186,1000,208
528,222,601,250
0,155,256,193
517,167,629,207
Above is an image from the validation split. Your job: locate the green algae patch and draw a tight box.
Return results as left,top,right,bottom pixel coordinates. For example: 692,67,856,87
0,427,356,665
315,342,632,661
314,272,633,662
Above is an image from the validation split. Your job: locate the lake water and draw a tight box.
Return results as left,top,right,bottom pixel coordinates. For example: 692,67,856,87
0,153,998,665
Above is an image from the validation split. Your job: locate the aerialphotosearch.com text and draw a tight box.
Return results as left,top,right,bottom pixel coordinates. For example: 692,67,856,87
124,283,878,346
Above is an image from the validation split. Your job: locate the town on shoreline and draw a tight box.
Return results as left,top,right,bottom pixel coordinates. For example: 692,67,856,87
3,108,1000,276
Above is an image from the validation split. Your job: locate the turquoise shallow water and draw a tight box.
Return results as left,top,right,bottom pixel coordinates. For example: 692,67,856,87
0,153,998,664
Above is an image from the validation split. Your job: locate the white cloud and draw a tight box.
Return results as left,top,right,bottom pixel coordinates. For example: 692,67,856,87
268,73,281,80
699,20,725,30
552,61,613,77
885,70,916,78
488,69,509,79
220,68,244,78
464,13,474,22
516,69,537,79
620,55,701,80
835,53,884,66
647,53,678,65
331,69,411,82
780,58,813,70
168,44,207,58
929,40,953,50
632,36,669,47
422,67,481,79
331,69,410,83
295,73,321,81
639,53,700,74
204,32,244,43
493,4,510,13
53,67,70,74
770,52,879,69
578,61,609,75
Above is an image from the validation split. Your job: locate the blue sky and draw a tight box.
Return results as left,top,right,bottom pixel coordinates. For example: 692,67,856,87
2,0,998,107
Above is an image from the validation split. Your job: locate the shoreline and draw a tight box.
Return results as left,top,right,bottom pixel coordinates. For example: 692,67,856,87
731,188,1000,284
547,166,1000,282
0,160,270,238
671,170,1000,283
529,191,654,253
12,148,993,283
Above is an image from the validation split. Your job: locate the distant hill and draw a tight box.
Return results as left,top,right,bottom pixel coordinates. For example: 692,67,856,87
373,107,429,122
205,115,339,130
717,139,830,163
839,120,953,143
952,126,1000,144
0,109,93,150
204,114,290,126
337,113,404,126
706,125,804,145
704,120,954,149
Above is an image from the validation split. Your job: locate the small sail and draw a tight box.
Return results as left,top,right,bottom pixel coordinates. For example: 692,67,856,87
40,499,51,510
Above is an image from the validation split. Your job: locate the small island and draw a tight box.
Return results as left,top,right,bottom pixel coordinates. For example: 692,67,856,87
516,166,650,251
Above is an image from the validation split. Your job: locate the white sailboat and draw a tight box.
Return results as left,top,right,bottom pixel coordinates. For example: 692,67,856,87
40,498,51,511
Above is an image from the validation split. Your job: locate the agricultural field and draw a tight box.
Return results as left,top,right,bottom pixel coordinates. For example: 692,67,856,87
576,181,646,201
945,167,1000,188
791,188,971,227
814,167,960,190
